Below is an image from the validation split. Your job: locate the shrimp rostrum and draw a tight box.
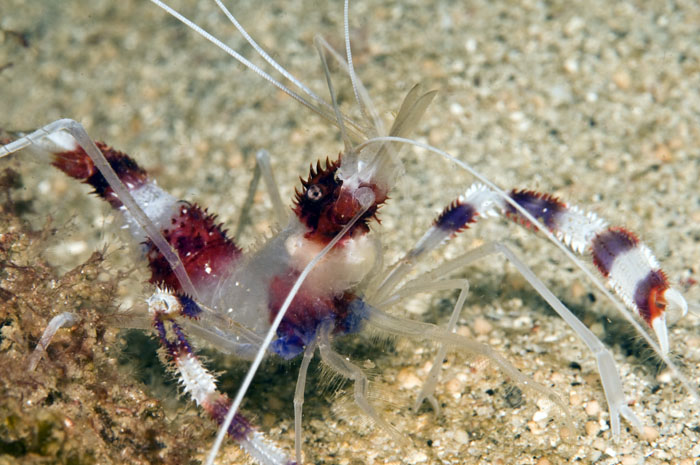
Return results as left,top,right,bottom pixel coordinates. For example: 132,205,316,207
2,1,698,464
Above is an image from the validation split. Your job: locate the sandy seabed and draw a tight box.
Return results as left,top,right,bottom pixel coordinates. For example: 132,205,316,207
1,0,699,464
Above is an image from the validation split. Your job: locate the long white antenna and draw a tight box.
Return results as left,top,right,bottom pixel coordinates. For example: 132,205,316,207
212,0,328,109
148,0,364,139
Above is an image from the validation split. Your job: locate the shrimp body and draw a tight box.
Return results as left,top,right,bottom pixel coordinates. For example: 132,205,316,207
41,129,385,365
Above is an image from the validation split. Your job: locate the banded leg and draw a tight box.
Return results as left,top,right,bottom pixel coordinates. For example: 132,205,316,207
373,182,688,355
0,119,200,297
148,289,294,465
370,182,685,436
504,188,688,354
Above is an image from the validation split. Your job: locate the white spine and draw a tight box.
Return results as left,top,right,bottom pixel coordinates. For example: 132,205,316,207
175,353,218,406
460,183,503,218
552,205,608,254
239,432,290,465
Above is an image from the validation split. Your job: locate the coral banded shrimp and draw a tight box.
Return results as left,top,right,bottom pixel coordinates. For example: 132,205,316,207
2,0,699,463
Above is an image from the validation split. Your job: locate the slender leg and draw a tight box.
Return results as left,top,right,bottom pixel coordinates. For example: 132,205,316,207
372,277,473,414
376,241,643,438
294,339,317,465
375,278,468,308
256,150,288,225
363,301,572,427
316,322,405,443
486,242,643,437
413,279,470,413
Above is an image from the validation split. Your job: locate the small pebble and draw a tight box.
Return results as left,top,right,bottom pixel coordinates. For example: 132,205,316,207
585,420,600,437
456,326,472,338
406,451,428,464
526,420,542,434
569,392,581,406
653,143,672,162
445,377,463,395
397,367,421,390
559,426,572,441
570,281,585,299
535,458,551,465
563,57,578,74
656,369,673,384
613,69,631,89
454,429,469,445
592,438,606,451
642,426,659,442
585,400,600,416
473,316,493,335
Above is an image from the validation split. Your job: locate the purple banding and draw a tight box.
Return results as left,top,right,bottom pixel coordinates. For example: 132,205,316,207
208,397,254,441
177,294,203,319
154,318,169,347
153,317,180,358
591,227,638,276
153,313,194,358
507,190,566,230
171,321,194,355
633,270,668,324
435,201,476,233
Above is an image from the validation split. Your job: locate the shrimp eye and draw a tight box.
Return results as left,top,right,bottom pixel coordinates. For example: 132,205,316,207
306,184,324,201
